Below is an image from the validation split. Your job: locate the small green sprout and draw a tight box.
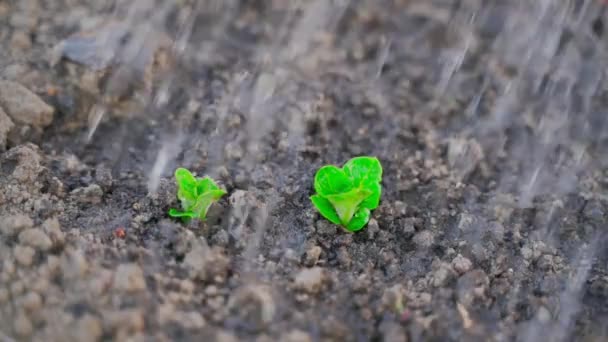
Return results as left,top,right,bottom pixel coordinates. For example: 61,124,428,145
310,156,383,232
168,168,227,221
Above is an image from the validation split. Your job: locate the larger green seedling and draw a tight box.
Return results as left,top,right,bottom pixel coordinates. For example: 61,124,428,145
169,168,227,221
311,156,382,232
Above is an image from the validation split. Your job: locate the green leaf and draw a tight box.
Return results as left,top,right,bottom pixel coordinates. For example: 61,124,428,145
359,181,381,210
191,189,227,220
345,208,371,232
314,165,353,196
210,189,228,199
310,157,383,232
177,188,197,210
170,168,227,222
196,176,220,195
343,156,382,185
175,168,199,210
325,188,372,225
175,168,198,194
310,195,341,225
168,208,196,218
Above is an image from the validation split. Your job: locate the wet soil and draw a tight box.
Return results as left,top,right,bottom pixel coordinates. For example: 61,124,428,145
0,1,607,341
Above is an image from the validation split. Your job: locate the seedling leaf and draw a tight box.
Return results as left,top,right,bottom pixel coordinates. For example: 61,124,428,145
169,168,227,222
325,188,372,225
314,165,353,196
359,182,381,210
168,208,196,218
311,156,382,232
191,190,227,220
346,208,371,231
175,168,197,192
343,156,382,185
196,176,220,194
310,195,341,225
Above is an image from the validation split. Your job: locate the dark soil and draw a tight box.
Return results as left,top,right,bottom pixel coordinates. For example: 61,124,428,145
1,1,607,341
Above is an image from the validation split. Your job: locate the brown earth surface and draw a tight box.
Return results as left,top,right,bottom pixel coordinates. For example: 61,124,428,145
0,1,607,341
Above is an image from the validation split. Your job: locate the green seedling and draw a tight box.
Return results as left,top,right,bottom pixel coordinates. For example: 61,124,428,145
169,168,227,221
311,156,382,232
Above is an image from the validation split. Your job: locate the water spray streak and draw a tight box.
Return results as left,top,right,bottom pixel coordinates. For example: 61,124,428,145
147,134,183,194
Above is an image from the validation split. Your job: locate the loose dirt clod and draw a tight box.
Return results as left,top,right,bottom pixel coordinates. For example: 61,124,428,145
452,254,473,275
70,184,103,204
13,311,33,337
0,107,14,151
2,143,43,183
294,267,327,294
13,245,35,267
184,241,230,282
71,314,103,342
113,263,146,292
0,214,33,237
227,285,276,329
0,81,54,127
302,245,322,266
42,218,65,248
413,230,434,248
282,330,313,342
18,228,52,251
